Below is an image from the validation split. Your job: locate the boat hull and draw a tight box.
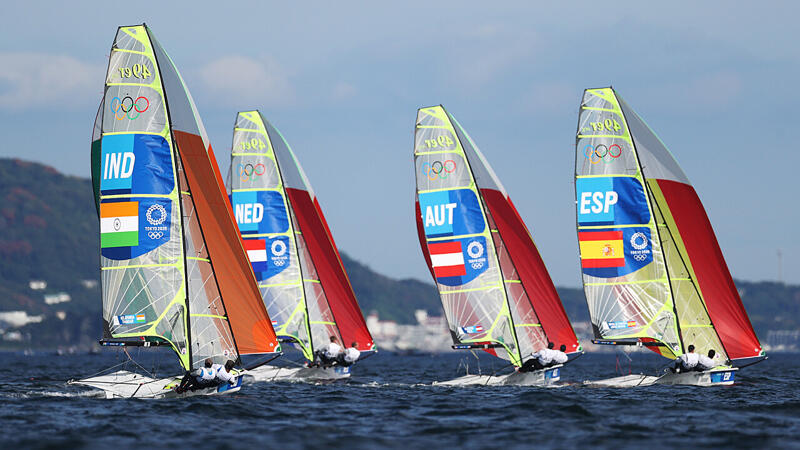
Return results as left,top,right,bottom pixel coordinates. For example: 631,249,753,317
655,367,737,386
244,364,351,383
584,367,737,387
69,370,242,398
434,365,562,386
583,374,659,388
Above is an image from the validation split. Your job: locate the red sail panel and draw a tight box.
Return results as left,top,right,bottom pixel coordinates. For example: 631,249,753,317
656,179,762,360
286,188,374,349
173,130,278,355
415,201,436,281
481,189,580,353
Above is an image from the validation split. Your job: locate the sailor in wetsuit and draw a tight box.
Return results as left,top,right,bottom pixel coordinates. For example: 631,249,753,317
313,336,342,367
213,360,238,385
694,349,717,372
337,342,361,367
176,358,217,393
519,342,556,372
552,345,569,365
671,344,699,373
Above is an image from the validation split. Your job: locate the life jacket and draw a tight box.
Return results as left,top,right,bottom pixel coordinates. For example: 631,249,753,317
196,366,216,381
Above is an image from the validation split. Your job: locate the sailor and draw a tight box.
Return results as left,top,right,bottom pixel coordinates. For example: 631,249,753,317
338,342,361,367
176,358,216,393
519,342,556,372
672,344,700,373
214,360,238,384
552,344,569,365
314,336,343,367
695,349,717,372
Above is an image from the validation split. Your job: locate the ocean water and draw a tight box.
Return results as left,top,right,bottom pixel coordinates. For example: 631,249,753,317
1,350,798,449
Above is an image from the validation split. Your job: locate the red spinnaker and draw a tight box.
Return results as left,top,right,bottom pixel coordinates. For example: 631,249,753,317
481,189,580,353
286,188,374,350
657,179,762,360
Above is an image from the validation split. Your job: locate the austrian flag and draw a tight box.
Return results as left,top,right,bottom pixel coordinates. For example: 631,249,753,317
428,241,466,278
243,239,268,272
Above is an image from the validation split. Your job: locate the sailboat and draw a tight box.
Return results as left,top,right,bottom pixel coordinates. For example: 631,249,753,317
574,87,765,387
72,24,280,398
414,105,581,386
227,110,375,381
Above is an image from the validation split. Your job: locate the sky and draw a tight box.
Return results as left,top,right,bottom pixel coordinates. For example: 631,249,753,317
1,2,798,286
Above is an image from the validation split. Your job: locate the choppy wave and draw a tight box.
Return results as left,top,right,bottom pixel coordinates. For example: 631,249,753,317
1,352,799,448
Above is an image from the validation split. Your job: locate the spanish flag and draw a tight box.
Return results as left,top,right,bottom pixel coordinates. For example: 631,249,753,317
579,231,624,268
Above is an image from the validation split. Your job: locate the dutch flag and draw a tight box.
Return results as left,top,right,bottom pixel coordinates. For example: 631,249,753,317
243,239,268,272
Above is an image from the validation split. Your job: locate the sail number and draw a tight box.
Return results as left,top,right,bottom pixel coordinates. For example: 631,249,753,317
118,64,152,79
590,119,622,133
424,135,455,149
240,138,266,151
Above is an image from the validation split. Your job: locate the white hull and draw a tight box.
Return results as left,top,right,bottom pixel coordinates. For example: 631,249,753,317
434,365,562,386
69,370,242,399
245,364,351,383
583,374,659,388
655,367,737,386
584,367,737,388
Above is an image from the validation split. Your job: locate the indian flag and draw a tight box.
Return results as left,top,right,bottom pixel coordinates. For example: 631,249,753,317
100,201,139,248
578,230,624,268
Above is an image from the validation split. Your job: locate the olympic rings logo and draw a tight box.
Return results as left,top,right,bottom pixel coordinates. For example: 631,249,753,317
421,160,457,180
239,163,266,182
584,144,622,164
110,95,150,121
148,231,164,240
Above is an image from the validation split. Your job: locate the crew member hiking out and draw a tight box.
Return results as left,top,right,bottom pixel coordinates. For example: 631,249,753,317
553,344,569,365
671,344,699,373
338,342,360,367
313,336,342,367
695,349,717,372
214,360,238,384
519,342,556,373
176,359,217,393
